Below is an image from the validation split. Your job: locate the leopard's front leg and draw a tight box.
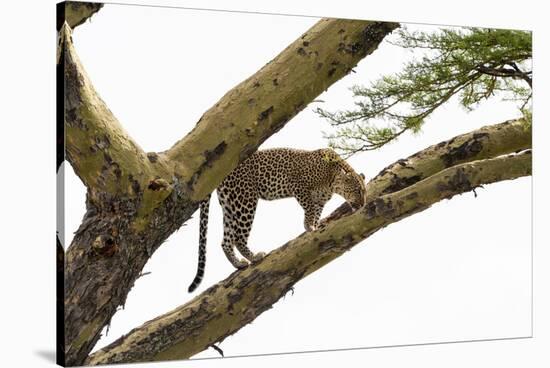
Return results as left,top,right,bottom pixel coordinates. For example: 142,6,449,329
296,192,325,232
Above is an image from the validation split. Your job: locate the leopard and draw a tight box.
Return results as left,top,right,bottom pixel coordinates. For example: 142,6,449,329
187,147,367,292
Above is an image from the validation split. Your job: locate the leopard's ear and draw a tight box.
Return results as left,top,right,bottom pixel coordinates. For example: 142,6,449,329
339,166,353,177
322,149,341,163
360,173,365,179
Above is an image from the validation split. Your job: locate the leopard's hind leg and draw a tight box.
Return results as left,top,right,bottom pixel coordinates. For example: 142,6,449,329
218,188,248,269
231,196,265,263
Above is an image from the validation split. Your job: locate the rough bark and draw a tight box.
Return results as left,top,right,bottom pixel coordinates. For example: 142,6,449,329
60,13,399,366
321,118,532,224
86,148,532,365
57,2,104,31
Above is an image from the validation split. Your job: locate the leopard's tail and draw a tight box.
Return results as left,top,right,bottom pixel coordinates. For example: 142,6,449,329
188,194,211,293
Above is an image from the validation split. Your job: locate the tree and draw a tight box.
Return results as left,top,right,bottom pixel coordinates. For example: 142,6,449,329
58,2,399,366
58,2,531,366
315,26,532,155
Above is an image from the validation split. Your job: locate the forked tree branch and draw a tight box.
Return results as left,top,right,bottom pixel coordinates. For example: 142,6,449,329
322,117,531,223
61,11,399,202
59,7,399,365
87,146,531,365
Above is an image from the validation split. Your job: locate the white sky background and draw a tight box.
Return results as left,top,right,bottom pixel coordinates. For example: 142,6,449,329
64,4,531,359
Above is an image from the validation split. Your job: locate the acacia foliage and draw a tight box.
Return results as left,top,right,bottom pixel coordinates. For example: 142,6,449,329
316,27,532,155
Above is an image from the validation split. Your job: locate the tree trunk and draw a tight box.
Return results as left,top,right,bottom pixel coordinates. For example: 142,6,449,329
85,121,531,364
58,3,399,365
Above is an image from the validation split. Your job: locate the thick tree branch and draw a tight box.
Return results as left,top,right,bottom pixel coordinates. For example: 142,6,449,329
366,118,531,196
60,23,163,195
87,149,531,365
60,15,399,365
321,117,531,223
57,1,104,31
165,19,400,201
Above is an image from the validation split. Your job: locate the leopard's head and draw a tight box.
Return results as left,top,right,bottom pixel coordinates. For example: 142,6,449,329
333,168,366,209
322,149,367,209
